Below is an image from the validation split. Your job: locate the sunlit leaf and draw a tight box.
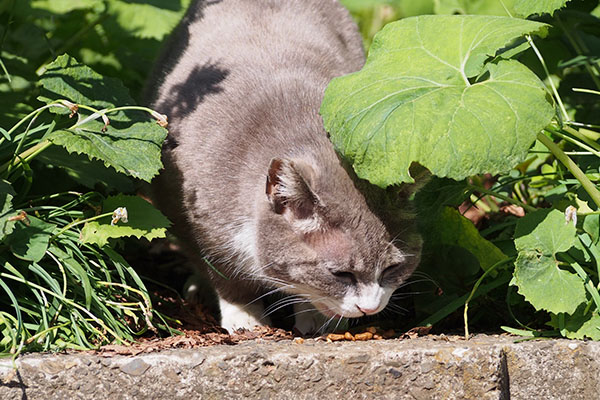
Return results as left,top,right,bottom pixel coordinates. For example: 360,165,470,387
80,194,170,246
321,15,553,187
38,55,167,182
513,209,586,314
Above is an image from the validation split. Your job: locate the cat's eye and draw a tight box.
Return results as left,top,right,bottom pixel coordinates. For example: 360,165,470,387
380,264,401,282
331,271,356,285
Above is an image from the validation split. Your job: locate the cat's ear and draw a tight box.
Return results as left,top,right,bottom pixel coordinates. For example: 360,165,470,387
266,158,324,232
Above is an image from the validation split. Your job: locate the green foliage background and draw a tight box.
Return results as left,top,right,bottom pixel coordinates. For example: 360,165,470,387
2,0,600,354
0,0,188,355
335,0,600,340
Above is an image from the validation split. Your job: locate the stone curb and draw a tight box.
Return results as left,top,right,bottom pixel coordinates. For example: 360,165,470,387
0,334,598,399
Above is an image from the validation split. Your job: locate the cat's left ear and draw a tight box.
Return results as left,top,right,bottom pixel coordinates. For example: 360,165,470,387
266,158,324,232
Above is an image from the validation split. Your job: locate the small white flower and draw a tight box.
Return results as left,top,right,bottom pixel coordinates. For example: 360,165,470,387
151,110,168,128
111,207,128,226
565,205,577,226
100,113,110,132
59,100,79,118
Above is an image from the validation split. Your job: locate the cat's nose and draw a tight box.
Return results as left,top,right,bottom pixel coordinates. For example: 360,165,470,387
356,305,378,315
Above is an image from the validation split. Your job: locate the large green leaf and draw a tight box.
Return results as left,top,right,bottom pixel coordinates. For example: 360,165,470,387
514,251,585,314
80,194,171,246
426,207,507,271
583,214,600,245
514,0,571,17
6,216,56,263
321,15,554,187
38,55,167,182
513,209,586,314
36,146,135,193
38,54,132,111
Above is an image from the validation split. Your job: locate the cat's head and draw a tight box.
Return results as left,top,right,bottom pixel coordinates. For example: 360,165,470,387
256,156,421,319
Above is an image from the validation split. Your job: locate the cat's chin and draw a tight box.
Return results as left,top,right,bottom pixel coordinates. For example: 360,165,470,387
311,300,362,319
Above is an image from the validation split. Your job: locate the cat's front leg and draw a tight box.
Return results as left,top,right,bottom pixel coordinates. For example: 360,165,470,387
219,297,271,332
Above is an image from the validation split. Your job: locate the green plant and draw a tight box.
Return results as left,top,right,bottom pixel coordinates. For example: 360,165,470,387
0,1,185,356
323,0,600,339
0,53,173,357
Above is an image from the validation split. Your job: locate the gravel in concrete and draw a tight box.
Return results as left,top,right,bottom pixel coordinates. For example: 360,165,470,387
0,334,597,399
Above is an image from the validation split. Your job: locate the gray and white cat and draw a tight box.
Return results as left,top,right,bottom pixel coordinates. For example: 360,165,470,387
147,0,423,334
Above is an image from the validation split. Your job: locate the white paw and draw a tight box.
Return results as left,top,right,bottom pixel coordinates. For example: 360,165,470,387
182,270,209,304
219,298,271,332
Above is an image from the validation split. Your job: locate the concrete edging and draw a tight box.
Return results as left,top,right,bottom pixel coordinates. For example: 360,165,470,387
1,334,598,399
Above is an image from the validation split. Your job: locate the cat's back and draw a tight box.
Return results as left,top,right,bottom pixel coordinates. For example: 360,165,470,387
149,0,364,118
148,0,365,256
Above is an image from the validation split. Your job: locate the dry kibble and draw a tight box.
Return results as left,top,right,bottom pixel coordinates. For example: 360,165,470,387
354,332,373,341
365,327,377,334
326,333,346,341
344,331,355,341
294,337,304,344
373,334,383,340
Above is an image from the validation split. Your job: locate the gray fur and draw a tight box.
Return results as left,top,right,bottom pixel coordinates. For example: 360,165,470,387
148,0,422,332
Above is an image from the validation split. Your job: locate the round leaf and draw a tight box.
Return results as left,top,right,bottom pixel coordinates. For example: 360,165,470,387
513,209,585,314
514,209,576,254
514,251,586,314
321,15,554,186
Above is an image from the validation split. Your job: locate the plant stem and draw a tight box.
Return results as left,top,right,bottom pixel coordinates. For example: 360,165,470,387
573,88,600,96
49,211,114,242
0,139,52,174
418,274,511,328
538,131,600,209
546,127,600,158
562,254,600,312
466,184,536,213
562,125,600,153
464,258,513,339
525,35,570,122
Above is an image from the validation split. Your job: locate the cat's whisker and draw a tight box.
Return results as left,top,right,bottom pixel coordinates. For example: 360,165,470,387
384,303,408,314
263,300,313,319
317,314,337,336
263,295,304,313
400,277,436,285
333,315,345,332
262,296,313,318
391,290,430,298
286,294,330,318
397,277,438,289
245,284,296,307
288,307,319,319
410,271,438,283
237,270,291,288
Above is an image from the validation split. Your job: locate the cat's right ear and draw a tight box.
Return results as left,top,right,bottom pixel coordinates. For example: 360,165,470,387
266,158,324,232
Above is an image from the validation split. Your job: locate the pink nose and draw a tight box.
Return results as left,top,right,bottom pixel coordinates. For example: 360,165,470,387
357,305,378,315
